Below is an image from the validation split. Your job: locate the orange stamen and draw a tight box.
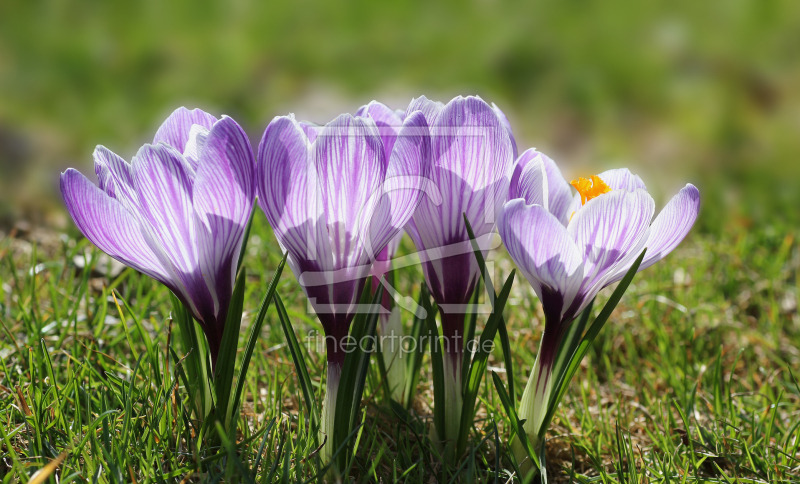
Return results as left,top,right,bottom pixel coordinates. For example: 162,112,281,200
570,175,611,205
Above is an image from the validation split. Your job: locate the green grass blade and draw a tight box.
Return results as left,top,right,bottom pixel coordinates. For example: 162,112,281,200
334,280,383,471
462,277,480,393
228,252,287,427
496,317,515,402
551,298,594,394
423,291,446,448
403,285,430,410
457,269,515,459
274,291,319,427
236,197,259,273
214,266,247,433
490,371,540,470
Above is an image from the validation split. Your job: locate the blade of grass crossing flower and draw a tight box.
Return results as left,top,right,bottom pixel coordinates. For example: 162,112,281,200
403,286,430,410
462,278,480,393
490,372,540,470
462,213,498,307
496,318,515,403
214,267,247,434
423,291,447,448
463,213,516,402
333,280,382,471
228,253,288,428
273,292,319,426
550,299,594,396
236,197,259,273
538,248,646,440
457,269,515,459
170,292,212,419
374,323,392,402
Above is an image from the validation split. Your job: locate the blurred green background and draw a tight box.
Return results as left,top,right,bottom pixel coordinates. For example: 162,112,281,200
1,0,799,233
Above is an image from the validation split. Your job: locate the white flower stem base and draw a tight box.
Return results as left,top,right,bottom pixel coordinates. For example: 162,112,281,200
320,362,341,465
432,353,462,464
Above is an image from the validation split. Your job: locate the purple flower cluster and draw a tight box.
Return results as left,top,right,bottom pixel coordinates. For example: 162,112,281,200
61,96,700,462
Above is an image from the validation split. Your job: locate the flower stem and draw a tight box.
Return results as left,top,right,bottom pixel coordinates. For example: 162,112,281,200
320,361,341,465
435,310,465,462
513,325,561,474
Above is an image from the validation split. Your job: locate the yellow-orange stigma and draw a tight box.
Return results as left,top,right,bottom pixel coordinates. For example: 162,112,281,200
570,175,611,206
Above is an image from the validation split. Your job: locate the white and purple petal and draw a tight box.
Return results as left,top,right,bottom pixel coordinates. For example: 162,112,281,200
511,149,574,225
153,107,217,153
598,168,647,192
131,143,198,274
607,183,700,283
193,116,256,332
257,115,332,274
405,95,445,126
355,101,404,167
298,121,321,144
492,102,518,160
567,189,654,316
407,95,514,305
182,124,211,171
499,199,584,322
314,114,385,270
60,169,172,286
365,111,431,262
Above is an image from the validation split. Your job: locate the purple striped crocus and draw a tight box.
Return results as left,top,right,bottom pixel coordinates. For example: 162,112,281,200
60,107,256,367
402,95,517,447
499,159,700,458
256,102,429,461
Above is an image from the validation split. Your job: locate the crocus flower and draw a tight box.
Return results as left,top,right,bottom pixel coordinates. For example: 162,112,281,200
357,101,409,402
61,107,256,367
499,160,700,462
402,95,516,448
256,104,429,461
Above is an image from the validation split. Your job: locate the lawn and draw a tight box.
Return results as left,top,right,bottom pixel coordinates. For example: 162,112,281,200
0,213,797,482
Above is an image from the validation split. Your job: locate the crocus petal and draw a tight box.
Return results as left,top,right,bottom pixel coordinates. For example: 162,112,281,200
511,150,574,225
182,124,210,171
131,143,198,275
492,102,518,160
640,184,699,270
153,107,217,153
499,199,584,322
405,95,445,125
567,189,654,315
365,111,431,261
193,116,256,328
406,96,515,306
356,101,404,166
257,115,332,274
428,95,514,242
93,146,121,199
608,183,700,283
60,169,171,285
299,121,321,144
314,114,385,271
597,168,647,192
